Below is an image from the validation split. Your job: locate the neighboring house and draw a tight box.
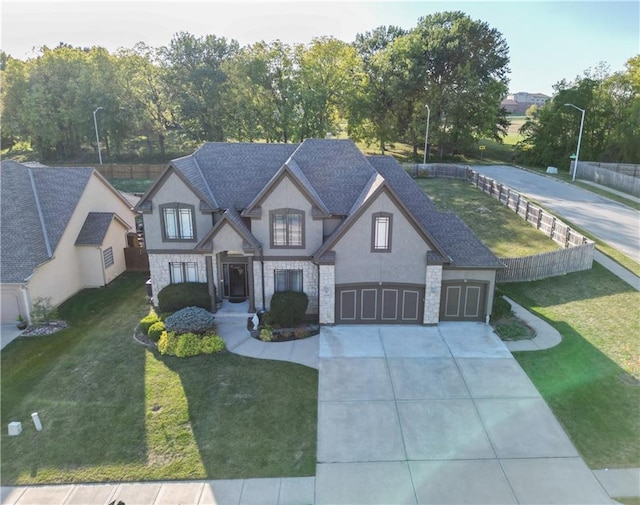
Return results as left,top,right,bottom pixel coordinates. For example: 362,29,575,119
136,139,504,325
0,161,137,323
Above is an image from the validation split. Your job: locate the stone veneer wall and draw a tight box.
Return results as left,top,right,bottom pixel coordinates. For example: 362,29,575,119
148,253,207,305
423,264,443,324
253,260,319,315
318,265,335,324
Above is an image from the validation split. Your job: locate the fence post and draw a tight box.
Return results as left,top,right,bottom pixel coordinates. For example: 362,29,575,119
536,207,543,229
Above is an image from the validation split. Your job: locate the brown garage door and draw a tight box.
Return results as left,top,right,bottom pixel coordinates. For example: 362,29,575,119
335,284,424,324
439,281,487,321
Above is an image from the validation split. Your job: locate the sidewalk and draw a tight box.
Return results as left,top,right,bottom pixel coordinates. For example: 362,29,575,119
594,250,640,291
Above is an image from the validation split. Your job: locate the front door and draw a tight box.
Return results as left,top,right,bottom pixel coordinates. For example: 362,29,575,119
223,264,247,300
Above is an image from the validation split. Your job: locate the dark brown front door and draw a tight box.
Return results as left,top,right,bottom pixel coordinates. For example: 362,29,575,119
223,264,247,299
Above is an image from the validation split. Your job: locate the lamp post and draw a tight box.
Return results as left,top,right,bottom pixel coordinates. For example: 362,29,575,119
423,104,430,164
93,107,104,165
564,103,585,182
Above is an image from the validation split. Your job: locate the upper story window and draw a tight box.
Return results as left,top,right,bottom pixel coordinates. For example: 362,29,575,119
371,212,392,252
270,209,304,248
161,203,196,241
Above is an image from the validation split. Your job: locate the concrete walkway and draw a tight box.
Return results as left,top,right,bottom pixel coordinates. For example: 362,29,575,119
502,296,562,352
0,324,24,350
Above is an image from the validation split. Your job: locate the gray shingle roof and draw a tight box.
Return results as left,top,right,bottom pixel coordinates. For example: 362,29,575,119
192,142,299,209
1,161,93,282
75,212,116,245
162,140,502,269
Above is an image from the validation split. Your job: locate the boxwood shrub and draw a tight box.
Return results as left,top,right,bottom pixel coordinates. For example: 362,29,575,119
139,310,160,335
165,306,216,335
147,321,165,342
157,282,211,313
158,331,225,357
270,291,308,327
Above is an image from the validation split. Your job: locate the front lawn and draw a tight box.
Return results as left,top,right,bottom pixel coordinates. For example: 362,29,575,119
0,272,318,485
501,264,640,469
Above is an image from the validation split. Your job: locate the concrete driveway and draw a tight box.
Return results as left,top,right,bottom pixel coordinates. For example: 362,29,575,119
316,323,612,504
1,324,24,350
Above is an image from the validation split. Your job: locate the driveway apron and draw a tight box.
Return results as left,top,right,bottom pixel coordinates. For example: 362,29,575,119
316,322,612,504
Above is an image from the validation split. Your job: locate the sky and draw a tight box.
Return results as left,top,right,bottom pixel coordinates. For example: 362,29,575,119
1,0,638,96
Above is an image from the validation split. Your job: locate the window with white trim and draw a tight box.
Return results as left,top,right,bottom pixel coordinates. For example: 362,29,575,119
161,203,195,241
103,247,114,268
274,269,303,292
270,209,304,248
372,212,392,252
169,262,198,283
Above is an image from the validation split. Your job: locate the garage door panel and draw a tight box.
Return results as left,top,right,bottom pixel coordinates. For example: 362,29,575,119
402,290,420,321
340,290,357,321
440,282,487,322
381,289,398,320
361,289,378,320
335,284,424,324
464,286,481,318
444,286,462,318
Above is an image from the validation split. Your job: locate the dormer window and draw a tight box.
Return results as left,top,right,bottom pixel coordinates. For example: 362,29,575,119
270,209,304,248
372,212,392,252
161,203,196,241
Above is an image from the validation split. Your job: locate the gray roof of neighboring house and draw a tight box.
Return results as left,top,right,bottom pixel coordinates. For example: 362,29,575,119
154,139,502,269
1,161,94,282
75,212,117,246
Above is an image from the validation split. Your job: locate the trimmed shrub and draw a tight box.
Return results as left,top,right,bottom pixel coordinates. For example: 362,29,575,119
201,335,226,354
158,331,225,357
165,306,216,335
147,321,165,342
491,295,513,321
140,309,160,335
175,333,202,358
158,331,177,356
270,291,308,327
157,282,211,313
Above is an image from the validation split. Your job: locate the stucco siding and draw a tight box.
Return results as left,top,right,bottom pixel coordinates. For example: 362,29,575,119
102,221,129,284
210,222,246,255
143,171,212,250
77,247,104,287
332,192,430,285
251,175,323,256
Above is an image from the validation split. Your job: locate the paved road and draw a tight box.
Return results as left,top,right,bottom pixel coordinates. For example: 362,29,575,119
472,165,640,262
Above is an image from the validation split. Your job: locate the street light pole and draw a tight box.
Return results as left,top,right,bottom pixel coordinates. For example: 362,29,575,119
423,104,430,165
93,107,104,165
564,103,585,182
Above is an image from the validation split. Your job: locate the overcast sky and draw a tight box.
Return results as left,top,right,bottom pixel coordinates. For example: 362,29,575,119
1,0,638,95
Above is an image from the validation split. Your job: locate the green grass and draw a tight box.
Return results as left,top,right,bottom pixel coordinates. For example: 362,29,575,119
108,178,155,194
0,272,317,485
416,178,559,257
501,264,640,469
574,181,640,211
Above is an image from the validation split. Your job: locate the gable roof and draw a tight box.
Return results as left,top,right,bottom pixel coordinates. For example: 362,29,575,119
196,207,261,253
1,161,94,282
138,139,502,269
75,212,130,246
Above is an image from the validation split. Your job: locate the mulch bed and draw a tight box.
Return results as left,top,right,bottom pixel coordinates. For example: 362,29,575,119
20,320,69,336
249,322,320,342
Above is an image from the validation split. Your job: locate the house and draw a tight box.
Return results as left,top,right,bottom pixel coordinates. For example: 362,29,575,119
136,139,504,325
0,161,137,324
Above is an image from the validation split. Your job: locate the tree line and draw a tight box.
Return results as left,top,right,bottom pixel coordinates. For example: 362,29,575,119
0,11,511,162
517,57,639,168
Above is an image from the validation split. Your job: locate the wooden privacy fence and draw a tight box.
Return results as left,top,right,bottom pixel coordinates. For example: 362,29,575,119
93,164,165,180
404,163,595,282
124,247,150,271
573,161,640,197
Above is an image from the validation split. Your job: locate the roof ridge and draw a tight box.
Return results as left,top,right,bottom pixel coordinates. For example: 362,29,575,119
191,155,219,209
27,168,53,258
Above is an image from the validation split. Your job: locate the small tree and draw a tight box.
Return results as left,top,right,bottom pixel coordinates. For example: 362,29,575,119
30,297,59,325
